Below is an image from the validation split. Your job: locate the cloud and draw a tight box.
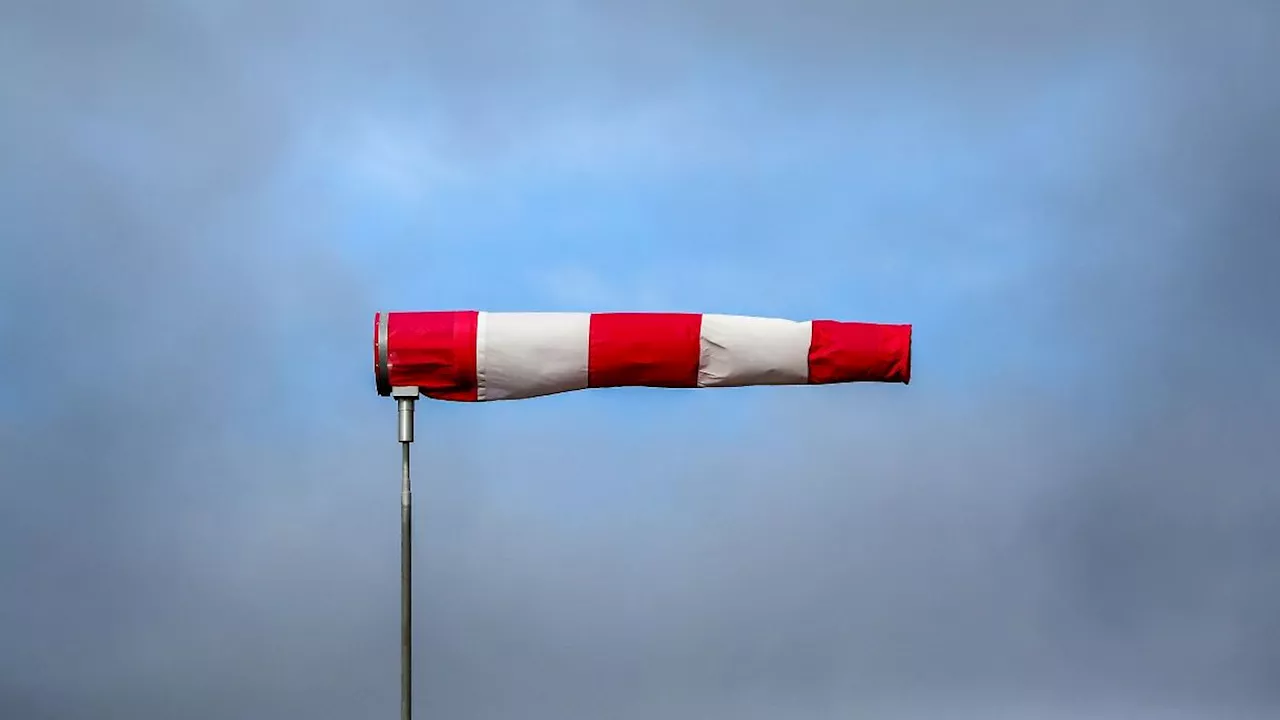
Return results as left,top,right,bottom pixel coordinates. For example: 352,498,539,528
2,0,1279,718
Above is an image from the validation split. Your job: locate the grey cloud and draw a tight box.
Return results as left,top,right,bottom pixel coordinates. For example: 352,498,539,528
3,0,1279,718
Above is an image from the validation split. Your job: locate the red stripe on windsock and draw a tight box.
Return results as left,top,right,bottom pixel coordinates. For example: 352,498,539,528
807,320,912,385
588,312,702,388
387,310,479,400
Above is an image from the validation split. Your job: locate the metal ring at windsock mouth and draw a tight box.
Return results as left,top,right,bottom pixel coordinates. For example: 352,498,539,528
375,311,391,396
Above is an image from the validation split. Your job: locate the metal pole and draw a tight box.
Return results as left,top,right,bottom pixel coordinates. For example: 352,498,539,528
393,388,417,720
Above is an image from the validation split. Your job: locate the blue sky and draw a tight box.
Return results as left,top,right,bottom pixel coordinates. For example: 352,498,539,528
228,42,1160,527
257,47,1147,423
4,2,1279,717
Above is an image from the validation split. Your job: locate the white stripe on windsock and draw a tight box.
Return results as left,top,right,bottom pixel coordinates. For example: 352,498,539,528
697,314,813,387
479,312,591,400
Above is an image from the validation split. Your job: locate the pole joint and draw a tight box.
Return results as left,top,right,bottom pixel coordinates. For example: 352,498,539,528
392,386,417,444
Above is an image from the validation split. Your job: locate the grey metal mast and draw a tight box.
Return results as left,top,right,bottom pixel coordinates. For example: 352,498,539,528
392,386,417,720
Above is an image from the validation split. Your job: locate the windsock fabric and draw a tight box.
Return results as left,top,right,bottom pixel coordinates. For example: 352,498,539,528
375,311,911,401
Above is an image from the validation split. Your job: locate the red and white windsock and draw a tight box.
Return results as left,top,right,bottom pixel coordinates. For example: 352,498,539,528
374,311,911,401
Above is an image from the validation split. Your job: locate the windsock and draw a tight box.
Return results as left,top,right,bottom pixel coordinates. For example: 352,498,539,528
374,311,911,401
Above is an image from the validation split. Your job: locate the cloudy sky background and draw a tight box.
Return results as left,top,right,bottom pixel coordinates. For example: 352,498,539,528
2,1,1279,717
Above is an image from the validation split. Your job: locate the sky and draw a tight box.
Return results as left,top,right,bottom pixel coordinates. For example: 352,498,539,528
1,0,1279,718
